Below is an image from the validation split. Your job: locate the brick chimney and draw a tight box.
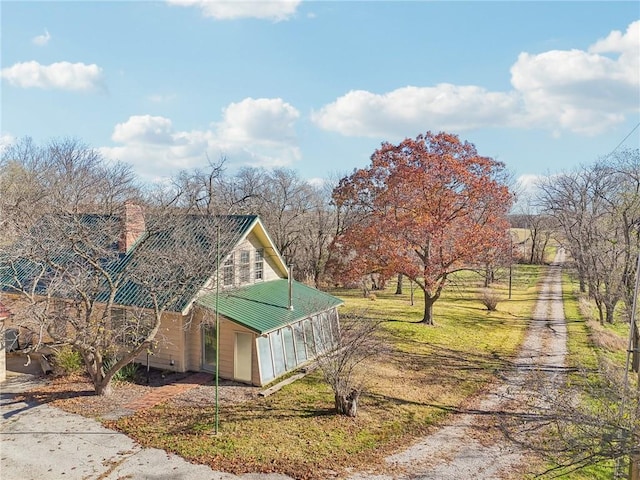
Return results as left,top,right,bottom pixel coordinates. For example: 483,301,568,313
119,202,146,253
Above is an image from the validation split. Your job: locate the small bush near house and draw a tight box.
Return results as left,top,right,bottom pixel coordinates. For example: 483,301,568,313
479,288,502,311
102,356,140,383
52,345,83,375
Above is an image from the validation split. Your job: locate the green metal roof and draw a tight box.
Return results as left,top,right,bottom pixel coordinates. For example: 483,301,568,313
196,279,343,334
1,214,260,313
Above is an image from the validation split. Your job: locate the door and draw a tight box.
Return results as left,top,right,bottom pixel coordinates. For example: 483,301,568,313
202,324,216,372
234,332,252,382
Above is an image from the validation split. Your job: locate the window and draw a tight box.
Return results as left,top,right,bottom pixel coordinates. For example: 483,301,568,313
254,248,264,280
223,255,234,286
239,250,250,283
257,336,275,384
293,322,307,363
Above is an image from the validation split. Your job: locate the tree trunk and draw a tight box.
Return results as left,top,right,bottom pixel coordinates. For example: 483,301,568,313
629,454,640,480
395,273,403,295
420,295,436,325
605,301,617,324
335,390,360,417
595,297,604,325
84,355,115,396
94,377,113,396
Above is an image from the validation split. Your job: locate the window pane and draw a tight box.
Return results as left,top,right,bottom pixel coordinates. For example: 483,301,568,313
223,255,234,286
257,336,274,383
239,250,250,283
294,322,307,363
270,331,286,376
303,319,315,356
282,327,296,370
254,248,264,280
320,312,332,348
329,310,340,346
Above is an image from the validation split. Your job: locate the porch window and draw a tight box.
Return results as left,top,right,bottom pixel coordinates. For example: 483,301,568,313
254,248,264,280
239,250,251,283
223,255,234,286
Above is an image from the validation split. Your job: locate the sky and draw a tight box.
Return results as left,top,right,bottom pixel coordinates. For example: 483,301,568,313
1,1,639,192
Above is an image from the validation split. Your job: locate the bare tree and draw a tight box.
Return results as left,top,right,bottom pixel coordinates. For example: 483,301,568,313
537,152,640,325
315,314,387,417
500,358,640,478
0,138,241,396
163,156,227,215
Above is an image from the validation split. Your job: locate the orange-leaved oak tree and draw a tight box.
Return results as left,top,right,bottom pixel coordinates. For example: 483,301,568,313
331,131,513,325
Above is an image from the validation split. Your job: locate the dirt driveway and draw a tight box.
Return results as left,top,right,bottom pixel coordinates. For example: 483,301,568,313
1,251,567,480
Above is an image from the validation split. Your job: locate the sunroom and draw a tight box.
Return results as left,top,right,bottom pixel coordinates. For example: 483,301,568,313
196,278,343,386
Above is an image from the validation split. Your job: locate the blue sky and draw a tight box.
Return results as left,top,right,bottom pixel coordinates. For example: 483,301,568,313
2,1,639,191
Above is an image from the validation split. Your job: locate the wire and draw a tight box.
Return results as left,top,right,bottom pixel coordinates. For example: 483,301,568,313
604,121,640,160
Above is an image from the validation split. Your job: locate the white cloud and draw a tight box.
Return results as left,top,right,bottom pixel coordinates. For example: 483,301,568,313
112,115,175,144
312,85,520,138
101,97,301,180
32,29,51,46
313,20,639,138
516,174,543,196
589,20,640,57
0,61,104,91
166,0,301,21
217,97,299,144
0,132,16,155
306,177,325,188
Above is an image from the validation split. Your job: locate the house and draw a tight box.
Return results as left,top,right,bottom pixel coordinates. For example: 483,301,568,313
0,204,343,386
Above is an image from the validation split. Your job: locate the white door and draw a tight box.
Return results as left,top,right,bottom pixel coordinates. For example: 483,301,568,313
234,332,252,382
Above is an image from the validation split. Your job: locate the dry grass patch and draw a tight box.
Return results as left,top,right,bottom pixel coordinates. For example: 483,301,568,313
587,319,628,352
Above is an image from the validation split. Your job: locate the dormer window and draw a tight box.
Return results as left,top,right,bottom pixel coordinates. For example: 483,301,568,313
255,248,264,280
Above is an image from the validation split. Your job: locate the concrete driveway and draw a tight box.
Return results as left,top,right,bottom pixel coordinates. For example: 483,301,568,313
0,373,293,480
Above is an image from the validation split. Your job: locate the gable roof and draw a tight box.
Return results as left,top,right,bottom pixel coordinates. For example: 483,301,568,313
0,213,278,313
111,214,261,312
196,279,343,334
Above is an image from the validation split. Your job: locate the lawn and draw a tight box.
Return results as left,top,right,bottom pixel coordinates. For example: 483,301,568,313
109,265,543,480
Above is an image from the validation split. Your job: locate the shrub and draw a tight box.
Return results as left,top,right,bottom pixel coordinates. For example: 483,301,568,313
52,345,83,375
105,358,139,383
479,288,502,311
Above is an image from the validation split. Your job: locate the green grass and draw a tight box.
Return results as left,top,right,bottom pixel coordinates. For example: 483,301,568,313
540,272,632,479
110,265,544,480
